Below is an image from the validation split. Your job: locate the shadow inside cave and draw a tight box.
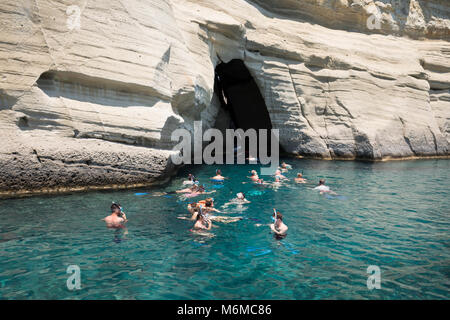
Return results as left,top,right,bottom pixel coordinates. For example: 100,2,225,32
213,59,282,161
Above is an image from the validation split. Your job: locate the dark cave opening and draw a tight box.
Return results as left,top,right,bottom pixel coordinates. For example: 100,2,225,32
213,59,280,160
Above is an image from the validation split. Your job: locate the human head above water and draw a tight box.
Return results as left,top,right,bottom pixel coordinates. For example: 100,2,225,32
273,211,283,221
237,192,245,200
216,169,221,175
297,173,303,178
197,208,207,221
111,203,121,214
319,179,326,185
205,199,213,207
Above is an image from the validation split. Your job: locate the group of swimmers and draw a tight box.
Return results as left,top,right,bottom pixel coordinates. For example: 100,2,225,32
180,196,245,231
174,164,335,238
103,163,337,239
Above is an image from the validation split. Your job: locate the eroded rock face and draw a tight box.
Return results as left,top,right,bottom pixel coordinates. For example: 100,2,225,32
0,0,449,196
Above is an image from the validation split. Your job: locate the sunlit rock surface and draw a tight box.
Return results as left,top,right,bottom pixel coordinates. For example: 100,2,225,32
1,0,449,195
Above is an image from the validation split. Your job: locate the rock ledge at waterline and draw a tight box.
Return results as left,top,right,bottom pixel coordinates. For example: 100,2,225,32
1,0,449,196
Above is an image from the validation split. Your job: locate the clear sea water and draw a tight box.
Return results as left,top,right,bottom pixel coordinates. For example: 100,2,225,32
0,159,449,300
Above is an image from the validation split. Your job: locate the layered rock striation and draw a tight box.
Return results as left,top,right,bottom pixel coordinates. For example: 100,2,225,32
1,0,449,196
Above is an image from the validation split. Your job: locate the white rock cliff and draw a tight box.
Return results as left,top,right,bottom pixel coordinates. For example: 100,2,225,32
0,0,449,196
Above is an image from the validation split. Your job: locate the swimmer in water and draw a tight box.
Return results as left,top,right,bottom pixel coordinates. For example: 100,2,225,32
272,176,282,189
211,169,226,181
184,185,215,198
248,170,259,182
270,209,288,239
183,174,198,185
222,193,250,212
294,173,307,184
187,202,198,215
279,162,292,173
193,208,212,231
274,169,288,180
235,192,250,203
202,198,221,214
189,207,201,221
178,202,201,221
281,162,292,169
177,184,198,194
314,179,337,195
200,198,244,223
255,178,268,185
103,203,127,228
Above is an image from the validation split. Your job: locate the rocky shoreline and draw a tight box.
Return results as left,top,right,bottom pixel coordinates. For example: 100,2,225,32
1,150,449,199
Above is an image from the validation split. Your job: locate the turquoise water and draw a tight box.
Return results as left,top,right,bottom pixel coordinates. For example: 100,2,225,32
0,159,449,300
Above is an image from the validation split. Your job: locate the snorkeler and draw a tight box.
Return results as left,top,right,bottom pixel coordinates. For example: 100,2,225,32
183,174,198,185
235,192,250,203
279,162,292,173
211,169,226,181
177,184,198,194
193,208,212,230
179,202,200,219
184,185,215,198
314,179,337,195
294,173,307,183
314,179,330,193
178,202,202,221
187,202,198,215
221,192,251,212
270,209,288,239
102,203,127,228
272,176,282,189
202,198,221,213
255,178,268,185
197,198,243,223
248,170,259,182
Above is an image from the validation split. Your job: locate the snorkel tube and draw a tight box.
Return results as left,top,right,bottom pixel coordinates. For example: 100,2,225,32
199,206,211,223
112,202,125,218
272,208,277,222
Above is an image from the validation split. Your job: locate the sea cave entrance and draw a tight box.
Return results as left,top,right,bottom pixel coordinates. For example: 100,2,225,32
213,59,279,161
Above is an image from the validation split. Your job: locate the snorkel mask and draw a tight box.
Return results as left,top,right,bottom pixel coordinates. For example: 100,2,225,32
111,202,124,216
199,207,210,223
